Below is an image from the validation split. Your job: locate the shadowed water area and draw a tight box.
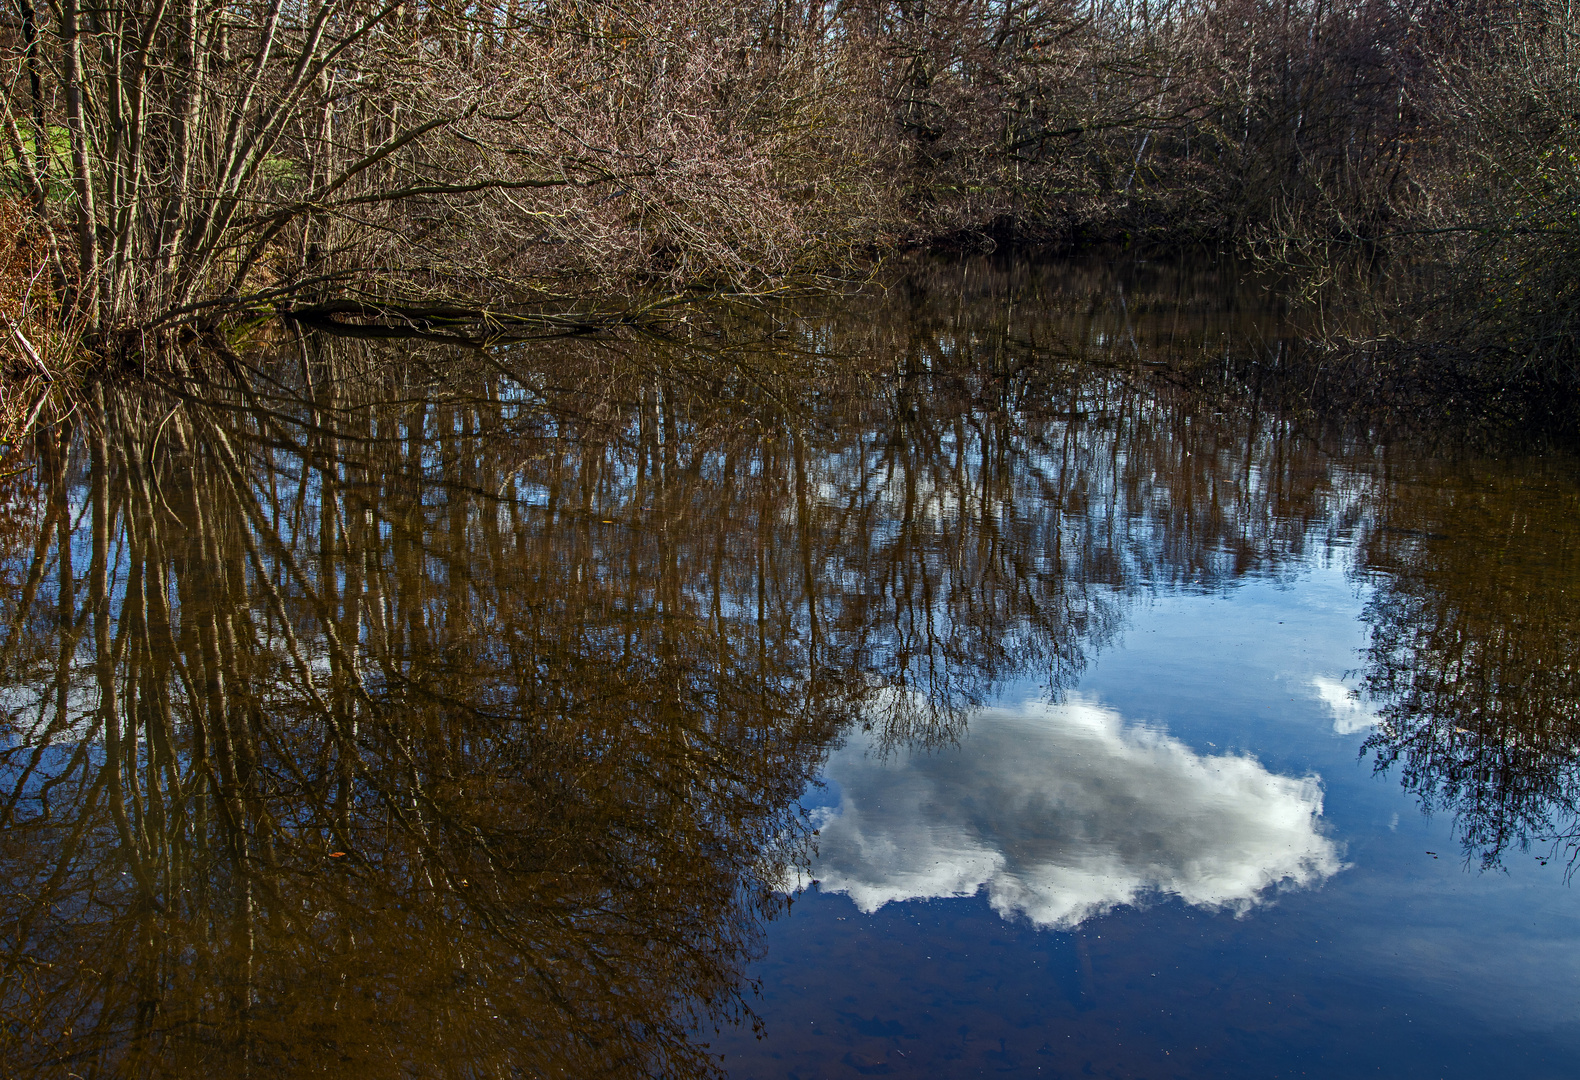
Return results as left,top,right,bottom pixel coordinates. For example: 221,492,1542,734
1,255,1578,1078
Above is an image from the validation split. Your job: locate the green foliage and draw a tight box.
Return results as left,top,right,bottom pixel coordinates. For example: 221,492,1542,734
0,126,70,200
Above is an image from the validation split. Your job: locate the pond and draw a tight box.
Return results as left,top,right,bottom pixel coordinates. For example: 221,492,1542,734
0,253,1576,1078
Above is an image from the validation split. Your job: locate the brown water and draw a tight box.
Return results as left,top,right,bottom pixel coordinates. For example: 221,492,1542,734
0,253,1577,1078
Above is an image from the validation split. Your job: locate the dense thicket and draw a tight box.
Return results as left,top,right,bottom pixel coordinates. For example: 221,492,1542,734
0,0,1574,399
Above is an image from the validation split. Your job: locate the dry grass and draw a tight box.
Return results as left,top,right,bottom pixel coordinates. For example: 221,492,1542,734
0,200,82,451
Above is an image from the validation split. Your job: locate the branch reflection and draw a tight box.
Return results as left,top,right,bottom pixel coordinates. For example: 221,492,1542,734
0,256,1364,1076
1360,454,1580,870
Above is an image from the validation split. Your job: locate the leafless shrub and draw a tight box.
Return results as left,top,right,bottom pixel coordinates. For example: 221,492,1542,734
0,0,1565,397
0,200,77,441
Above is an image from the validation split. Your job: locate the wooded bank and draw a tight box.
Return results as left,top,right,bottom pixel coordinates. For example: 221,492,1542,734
0,0,1577,408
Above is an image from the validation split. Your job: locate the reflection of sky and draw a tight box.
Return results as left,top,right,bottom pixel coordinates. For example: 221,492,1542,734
725,566,1580,1078
1312,675,1379,734
810,696,1343,928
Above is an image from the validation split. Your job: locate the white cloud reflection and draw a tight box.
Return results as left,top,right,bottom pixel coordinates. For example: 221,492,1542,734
1311,676,1380,735
808,697,1342,928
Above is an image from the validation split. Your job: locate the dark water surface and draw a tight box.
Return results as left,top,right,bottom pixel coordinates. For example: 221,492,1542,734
1,255,1577,1078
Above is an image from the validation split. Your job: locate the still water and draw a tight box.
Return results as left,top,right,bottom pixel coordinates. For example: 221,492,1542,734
0,255,1576,1078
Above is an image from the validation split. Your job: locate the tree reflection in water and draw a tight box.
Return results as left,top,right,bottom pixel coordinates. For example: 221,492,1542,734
1360,454,1580,871
0,255,1394,1077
